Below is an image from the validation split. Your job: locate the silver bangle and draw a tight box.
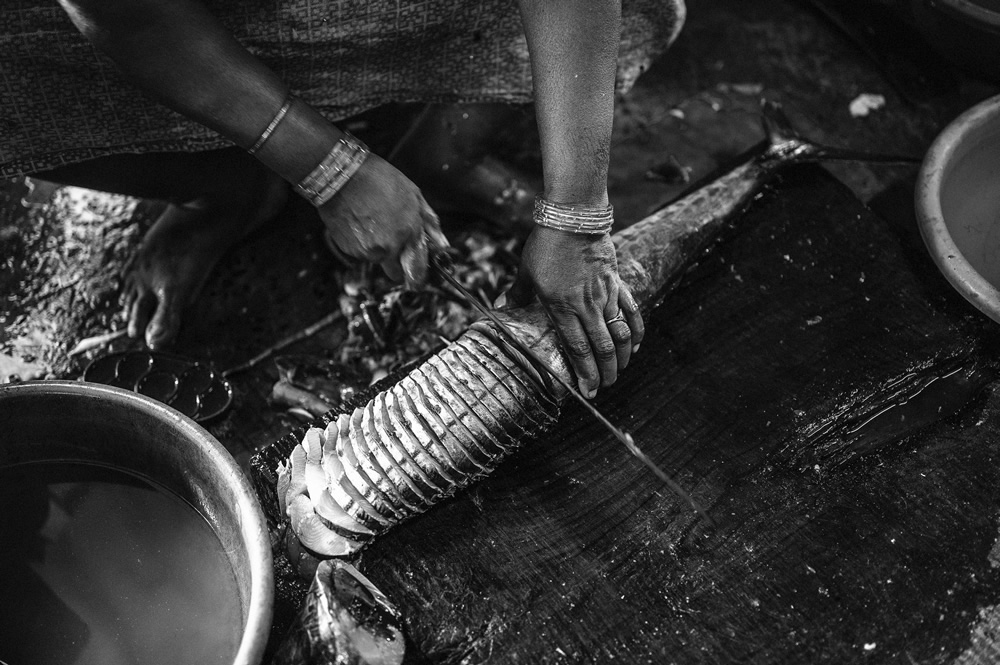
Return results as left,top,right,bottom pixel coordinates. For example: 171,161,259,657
533,197,614,235
294,133,370,207
247,96,292,156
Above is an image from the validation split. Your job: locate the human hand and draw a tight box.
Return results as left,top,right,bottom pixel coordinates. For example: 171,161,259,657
320,153,448,287
505,226,644,397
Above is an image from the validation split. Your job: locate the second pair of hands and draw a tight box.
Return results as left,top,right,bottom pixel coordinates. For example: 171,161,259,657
323,153,644,398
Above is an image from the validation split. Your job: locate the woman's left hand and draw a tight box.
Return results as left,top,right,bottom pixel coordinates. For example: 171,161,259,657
505,225,644,398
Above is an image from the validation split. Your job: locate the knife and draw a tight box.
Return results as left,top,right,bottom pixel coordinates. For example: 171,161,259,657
430,250,709,522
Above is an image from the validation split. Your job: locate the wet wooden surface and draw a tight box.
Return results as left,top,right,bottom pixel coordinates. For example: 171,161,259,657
351,166,1000,664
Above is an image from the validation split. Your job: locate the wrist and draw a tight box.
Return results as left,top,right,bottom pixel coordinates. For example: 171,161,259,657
294,134,369,207
533,196,613,235
251,97,347,184
542,182,610,208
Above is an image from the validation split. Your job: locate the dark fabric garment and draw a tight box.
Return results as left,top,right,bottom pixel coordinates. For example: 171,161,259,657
0,0,685,177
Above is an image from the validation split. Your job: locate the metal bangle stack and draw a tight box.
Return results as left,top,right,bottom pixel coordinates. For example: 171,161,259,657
533,197,614,235
245,96,370,208
295,134,370,207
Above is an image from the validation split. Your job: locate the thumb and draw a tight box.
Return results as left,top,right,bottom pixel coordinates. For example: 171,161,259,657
420,201,450,251
503,266,536,309
399,231,429,289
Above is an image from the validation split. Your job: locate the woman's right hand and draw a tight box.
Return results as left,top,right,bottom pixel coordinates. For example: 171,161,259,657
319,153,448,288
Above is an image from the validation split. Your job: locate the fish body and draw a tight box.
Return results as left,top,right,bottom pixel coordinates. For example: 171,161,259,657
279,101,913,557
614,100,917,312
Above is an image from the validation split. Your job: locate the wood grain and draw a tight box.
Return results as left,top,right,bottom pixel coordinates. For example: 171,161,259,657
348,166,1000,664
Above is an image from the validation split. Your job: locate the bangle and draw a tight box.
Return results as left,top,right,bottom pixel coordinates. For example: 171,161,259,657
247,96,293,156
533,197,614,235
294,133,369,207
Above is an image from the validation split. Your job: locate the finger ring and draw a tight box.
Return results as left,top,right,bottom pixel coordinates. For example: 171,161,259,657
606,311,626,325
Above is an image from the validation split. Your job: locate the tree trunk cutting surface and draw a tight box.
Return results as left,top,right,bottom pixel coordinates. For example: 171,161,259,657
351,165,1000,664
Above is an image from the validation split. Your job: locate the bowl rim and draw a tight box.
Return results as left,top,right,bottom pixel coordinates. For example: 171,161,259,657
916,93,1000,324
935,0,1000,30
0,380,274,665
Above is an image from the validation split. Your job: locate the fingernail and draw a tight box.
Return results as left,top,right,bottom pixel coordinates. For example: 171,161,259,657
633,344,641,353
146,327,162,350
494,292,507,309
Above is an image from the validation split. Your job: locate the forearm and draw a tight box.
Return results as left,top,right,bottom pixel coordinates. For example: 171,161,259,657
517,0,621,206
59,0,342,183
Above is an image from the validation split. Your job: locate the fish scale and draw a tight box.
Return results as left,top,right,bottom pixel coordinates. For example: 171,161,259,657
369,393,446,499
416,362,508,462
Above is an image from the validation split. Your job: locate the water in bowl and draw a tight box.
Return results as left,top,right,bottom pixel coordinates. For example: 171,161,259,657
0,461,244,665
940,131,1000,289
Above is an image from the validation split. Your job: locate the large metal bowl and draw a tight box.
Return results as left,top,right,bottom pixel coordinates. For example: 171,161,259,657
916,94,1000,323
0,380,273,665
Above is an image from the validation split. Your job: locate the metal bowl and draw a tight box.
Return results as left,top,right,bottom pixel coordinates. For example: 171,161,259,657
911,0,1000,83
916,93,1000,323
0,380,273,665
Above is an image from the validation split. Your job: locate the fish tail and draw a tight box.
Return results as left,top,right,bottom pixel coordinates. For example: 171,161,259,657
760,100,803,154
761,100,920,165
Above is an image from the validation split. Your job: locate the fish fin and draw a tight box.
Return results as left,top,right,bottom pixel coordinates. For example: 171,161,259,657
761,100,920,165
759,100,824,165
761,100,801,149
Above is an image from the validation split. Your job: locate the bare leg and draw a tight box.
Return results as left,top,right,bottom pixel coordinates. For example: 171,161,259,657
390,104,541,234
34,148,288,349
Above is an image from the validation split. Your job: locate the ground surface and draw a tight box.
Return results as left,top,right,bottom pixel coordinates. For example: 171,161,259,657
3,0,1000,662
